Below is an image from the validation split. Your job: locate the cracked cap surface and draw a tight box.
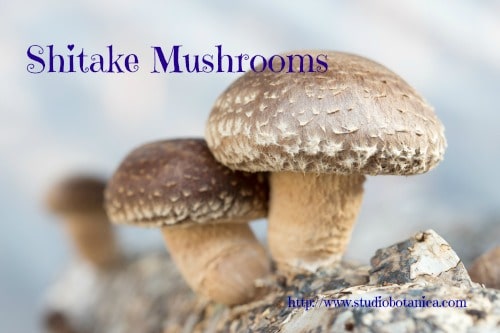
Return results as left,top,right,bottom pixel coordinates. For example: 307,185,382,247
206,50,447,175
105,138,268,227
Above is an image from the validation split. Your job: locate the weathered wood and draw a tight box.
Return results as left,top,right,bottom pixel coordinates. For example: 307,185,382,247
44,230,500,333
43,251,199,333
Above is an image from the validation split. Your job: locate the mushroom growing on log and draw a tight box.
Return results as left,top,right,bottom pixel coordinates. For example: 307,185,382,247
206,51,447,273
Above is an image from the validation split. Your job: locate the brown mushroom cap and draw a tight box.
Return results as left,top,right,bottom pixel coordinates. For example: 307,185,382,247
46,175,106,215
105,138,268,227
206,51,447,175
468,246,500,289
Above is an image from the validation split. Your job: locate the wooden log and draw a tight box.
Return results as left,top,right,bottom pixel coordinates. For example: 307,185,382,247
43,230,500,333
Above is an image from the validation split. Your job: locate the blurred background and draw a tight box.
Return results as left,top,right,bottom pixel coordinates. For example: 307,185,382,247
1,1,499,332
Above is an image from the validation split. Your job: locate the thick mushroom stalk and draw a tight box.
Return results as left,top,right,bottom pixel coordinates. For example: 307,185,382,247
268,172,365,272
63,211,120,269
46,175,121,270
105,139,271,305
162,223,269,305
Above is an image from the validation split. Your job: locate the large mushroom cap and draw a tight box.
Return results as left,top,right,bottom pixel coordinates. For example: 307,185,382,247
206,51,447,175
46,175,106,215
105,138,268,227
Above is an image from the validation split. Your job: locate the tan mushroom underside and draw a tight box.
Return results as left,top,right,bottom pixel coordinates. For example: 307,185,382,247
64,211,121,269
162,222,270,305
268,172,365,272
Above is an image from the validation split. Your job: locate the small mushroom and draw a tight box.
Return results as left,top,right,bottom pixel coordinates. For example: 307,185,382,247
104,138,271,305
206,51,447,272
468,246,500,289
46,175,121,269
44,311,80,333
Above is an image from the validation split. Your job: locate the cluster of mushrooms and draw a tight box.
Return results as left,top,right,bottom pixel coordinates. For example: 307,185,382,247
49,51,447,307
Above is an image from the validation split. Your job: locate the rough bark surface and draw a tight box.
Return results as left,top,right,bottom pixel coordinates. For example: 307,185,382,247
43,251,198,333
44,230,500,333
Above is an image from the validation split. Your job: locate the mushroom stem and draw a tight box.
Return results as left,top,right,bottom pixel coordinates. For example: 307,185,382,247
161,223,270,305
64,211,120,269
268,171,365,273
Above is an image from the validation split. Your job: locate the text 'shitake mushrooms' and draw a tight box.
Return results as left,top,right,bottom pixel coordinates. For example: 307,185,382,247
104,138,270,305
206,51,447,272
46,175,121,269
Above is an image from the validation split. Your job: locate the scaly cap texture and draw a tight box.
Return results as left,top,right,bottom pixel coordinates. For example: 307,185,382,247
206,51,446,175
105,138,268,227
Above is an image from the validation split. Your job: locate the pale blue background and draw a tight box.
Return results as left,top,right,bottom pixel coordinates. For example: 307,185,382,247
1,1,499,332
